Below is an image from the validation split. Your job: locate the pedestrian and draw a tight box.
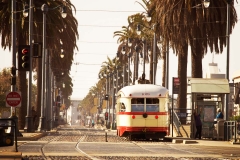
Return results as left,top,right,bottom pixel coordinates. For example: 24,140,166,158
91,119,95,128
101,118,104,127
216,108,224,119
194,111,202,139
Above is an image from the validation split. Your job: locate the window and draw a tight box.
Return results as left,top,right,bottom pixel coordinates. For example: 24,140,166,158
146,98,159,112
120,103,126,112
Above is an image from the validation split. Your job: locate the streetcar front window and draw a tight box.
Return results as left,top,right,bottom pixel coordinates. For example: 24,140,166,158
131,104,144,112
131,98,144,112
146,104,159,112
146,98,159,112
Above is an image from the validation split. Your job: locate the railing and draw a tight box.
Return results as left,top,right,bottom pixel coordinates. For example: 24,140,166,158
172,109,181,136
224,121,239,143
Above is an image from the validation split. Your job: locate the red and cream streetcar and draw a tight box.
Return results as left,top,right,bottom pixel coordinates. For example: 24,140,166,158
115,84,169,140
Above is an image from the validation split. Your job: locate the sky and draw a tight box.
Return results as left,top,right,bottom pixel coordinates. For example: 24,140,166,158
0,1,240,100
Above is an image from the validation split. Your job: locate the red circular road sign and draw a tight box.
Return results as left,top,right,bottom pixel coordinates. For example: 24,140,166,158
6,92,21,107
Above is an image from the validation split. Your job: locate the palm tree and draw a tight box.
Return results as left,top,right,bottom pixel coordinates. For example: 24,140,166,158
114,14,155,84
151,0,237,121
0,0,79,129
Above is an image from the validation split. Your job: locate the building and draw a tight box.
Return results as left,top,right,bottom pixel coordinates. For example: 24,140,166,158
66,99,81,125
231,70,240,116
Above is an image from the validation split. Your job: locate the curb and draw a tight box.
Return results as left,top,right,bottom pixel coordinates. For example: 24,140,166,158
18,133,46,141
0,151,22,160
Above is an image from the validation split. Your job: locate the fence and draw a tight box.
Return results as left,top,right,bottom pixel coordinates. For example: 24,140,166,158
224,121,238,143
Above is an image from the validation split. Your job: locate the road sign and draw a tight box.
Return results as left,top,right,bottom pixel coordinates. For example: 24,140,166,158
172,77,179,94
5,91,21,107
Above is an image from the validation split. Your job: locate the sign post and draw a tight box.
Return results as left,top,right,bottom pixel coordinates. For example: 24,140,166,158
5,91,21,107
172,77,179,137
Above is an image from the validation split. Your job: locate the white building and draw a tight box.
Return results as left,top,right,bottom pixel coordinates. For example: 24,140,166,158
66,99,81,125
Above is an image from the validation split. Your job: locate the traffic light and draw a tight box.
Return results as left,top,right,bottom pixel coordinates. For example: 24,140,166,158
10,66,16,85
18,45,30,71
105,112,108,120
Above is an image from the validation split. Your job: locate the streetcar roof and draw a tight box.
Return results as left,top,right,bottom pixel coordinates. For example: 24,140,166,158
117,84,168,98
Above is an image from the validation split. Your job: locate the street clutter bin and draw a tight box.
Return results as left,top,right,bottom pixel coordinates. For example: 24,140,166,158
0,119,14,146
213,119,224,140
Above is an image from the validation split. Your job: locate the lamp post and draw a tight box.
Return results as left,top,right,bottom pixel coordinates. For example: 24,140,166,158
203,0,230,120
137,25,146,77
38,3,67,131
10,0,23,136
102,68,110,128
121,48,126,87
38,4,48,132
108,71,111,129
22,0,34,132
127,38,132,85
111,70,115,129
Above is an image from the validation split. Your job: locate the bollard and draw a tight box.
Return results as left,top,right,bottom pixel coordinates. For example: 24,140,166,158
105,130,108,142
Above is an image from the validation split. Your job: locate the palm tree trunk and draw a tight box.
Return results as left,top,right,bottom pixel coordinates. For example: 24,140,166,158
177,43,188,124
149,43,153,84
162,50,166,87
191,41,203,78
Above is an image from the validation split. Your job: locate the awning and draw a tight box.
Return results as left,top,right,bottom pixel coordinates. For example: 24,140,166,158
188,78,230,94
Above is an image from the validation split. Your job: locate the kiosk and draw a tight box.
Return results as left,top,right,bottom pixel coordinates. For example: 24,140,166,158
188,78,230,139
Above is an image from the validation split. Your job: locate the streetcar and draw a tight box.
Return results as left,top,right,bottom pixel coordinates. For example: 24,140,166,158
115,84,169,140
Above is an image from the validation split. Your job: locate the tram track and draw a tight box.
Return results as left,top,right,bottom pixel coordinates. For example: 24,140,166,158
21,129,88,160
19,128,240,160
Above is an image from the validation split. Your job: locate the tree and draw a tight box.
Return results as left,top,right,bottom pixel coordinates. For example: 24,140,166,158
0,0,79,129
0,68,12,116
0,68,37,116
151,0,237,122
114,14,157,84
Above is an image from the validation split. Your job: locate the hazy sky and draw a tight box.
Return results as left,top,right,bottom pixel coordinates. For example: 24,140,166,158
0,1,240,100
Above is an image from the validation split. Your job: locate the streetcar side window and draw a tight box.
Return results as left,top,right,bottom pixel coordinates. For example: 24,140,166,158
120,102,126,112
146,98,159,112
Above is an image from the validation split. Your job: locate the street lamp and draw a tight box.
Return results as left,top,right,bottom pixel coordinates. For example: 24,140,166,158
111,70,116,129
203,0,231,120
23,2,29,18
127,38,132,85
136,24,148,81
203,0,210,8
24,0,34,132
10,0,23,136
145,13,159,85
120,49,126,87
38,3,67,132
60,49,64,58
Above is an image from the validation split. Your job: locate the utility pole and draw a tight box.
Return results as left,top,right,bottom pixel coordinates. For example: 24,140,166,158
24,0,34,132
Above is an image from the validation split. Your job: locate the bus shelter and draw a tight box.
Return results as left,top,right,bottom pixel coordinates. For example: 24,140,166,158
188,78,230,139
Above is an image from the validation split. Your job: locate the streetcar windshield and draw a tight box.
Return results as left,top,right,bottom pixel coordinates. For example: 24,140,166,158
130,98,159,112
131,98,144,112
146,98,159,112
146,104,159,112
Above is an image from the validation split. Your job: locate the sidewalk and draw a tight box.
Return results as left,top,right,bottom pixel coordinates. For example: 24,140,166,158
167,136,240,146
0,129,54,160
